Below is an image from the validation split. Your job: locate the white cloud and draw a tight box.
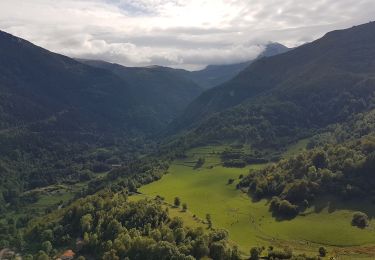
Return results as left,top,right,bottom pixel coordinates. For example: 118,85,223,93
0,0,374,70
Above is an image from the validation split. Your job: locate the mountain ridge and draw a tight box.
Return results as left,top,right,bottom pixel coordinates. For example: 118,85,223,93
169,22,375,147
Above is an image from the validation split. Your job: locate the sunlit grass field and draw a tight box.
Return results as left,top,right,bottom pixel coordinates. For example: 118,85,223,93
137,145,375,258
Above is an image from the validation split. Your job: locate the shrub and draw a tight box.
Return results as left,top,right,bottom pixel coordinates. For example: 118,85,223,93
194,158,205,169
174,197,181,207
351,212,369,228
270,197,298,218
319,246,327,257
250,247,263,260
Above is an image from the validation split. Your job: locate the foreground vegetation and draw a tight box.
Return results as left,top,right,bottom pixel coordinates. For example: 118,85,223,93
24,192,243,259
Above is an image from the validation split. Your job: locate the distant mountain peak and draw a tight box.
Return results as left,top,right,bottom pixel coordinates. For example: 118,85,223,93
259,42,290,58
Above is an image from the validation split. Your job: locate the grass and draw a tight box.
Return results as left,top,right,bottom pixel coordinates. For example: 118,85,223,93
281,138,310,159
136,144,375,258
9,172,109,219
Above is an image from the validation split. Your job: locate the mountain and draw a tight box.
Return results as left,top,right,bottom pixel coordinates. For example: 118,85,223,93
186,43,289,90
78,60,203,127
171,22,375,147
0,30,201,204
0,30,138,133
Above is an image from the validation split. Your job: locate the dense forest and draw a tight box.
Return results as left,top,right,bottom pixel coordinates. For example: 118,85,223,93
238,109,375,219
23,193,242,260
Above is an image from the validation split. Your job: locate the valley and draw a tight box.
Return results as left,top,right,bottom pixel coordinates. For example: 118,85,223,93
1,16,375,260
135,145,375,259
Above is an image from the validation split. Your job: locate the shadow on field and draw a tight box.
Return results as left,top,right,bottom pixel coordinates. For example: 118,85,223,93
303,197,375,224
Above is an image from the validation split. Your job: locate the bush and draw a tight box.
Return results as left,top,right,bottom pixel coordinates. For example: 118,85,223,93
250,247,263,260
222,159,246,168
174,197,181,207
319,246,327,257
194,158,205,169
351,212,369,228
270,197,298,218
268,247,293,259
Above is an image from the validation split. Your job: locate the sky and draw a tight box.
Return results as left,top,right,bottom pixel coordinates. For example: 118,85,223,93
0,0,374,70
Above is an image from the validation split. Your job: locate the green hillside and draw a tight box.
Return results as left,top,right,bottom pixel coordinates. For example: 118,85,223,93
79,60,203,126
171,22,375,149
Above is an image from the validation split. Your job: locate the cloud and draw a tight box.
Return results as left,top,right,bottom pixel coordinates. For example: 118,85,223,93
0,0,374,70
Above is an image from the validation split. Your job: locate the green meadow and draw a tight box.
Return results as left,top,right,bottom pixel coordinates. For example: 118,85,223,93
137,145,375,257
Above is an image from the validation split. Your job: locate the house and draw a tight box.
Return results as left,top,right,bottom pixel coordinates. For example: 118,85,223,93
59,250,75,260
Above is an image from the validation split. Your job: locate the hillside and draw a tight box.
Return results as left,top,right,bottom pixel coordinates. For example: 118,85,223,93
0,30,149,209
0,30,200,210
0,31,139,133
78,60,203,126
171,22,375,147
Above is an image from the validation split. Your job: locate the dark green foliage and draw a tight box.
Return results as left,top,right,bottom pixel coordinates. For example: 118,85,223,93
182,203,188,212
239,108,375,218
221,148,267,168
270,197,299,219
268,247,293,259
194,158,205,169
25,193,237,259
319,247,327,257
351,212,370,228
250,247,263,260
174,197,181,207
206,214,212,229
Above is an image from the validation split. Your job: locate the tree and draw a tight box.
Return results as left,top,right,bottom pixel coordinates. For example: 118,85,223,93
192,237,209,259
174,197,181,207
227,179,235,185
209,242,227,260
319,246,327,257
182,203,187,212
194,158,205,169
312,150,329,169
103,249,119,260
41,241,53,255
231,245,241,260
174,228,186,244
80,214,93,232
23,255,33,260
41,229,53,241
206,214,212,229
169,217,183,229
352,212,369,228
35,250,49,260
250,247,262,260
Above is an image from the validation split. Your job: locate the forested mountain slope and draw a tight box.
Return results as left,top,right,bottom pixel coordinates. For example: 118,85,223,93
0,31,138,133
171,22,375,148
78,60,203,127
238,108,375,219
0,30,197,208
